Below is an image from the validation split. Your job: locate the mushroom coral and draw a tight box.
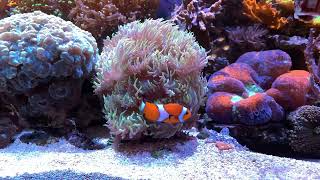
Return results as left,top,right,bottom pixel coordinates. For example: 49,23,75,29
0,11,99,131
287,105,320,155
94,19,207,140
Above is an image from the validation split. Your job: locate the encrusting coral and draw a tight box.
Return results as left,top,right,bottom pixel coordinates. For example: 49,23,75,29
94,19,207,140
287,105,320,155
0,11,99,133
242,0,288,29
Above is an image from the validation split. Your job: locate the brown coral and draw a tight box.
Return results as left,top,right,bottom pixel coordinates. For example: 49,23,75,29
0,0,10,19
227,24,268,50
242,0,288,29
14,0,75,20
304,29,320,99
68,0,159,40
288,105,320,155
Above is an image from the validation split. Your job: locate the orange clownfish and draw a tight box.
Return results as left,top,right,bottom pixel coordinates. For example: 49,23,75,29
139,101,192,124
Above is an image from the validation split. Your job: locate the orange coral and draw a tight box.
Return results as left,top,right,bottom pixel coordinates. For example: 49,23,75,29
7,0,16,7
242,0,287,29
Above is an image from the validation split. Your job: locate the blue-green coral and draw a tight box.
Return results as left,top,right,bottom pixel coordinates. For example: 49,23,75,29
0,11,98,128
94,19,207,140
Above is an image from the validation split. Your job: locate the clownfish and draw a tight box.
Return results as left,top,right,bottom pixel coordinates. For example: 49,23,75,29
139,101,192,124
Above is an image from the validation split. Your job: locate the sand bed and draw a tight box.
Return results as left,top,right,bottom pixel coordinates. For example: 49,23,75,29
1,131,320,179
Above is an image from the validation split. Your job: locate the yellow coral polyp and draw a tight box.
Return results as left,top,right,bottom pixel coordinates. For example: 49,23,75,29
6,0,17,7
311,16,320,27
242,0,288,29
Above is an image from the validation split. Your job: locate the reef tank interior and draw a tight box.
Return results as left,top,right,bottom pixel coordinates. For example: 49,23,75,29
1,0,320,179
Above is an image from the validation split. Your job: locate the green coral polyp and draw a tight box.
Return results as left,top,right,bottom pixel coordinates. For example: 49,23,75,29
95,19,207,140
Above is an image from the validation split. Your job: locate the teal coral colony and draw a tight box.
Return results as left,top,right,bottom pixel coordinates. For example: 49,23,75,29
1,0,320,169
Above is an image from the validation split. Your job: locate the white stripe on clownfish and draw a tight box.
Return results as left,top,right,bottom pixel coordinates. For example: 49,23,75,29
156,104,170,123
178,107,187,123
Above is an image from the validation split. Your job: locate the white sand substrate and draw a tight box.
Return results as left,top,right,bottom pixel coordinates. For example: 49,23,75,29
1,131,320,180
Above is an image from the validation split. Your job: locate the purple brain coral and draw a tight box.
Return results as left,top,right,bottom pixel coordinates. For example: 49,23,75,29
236,50,292,89
0,11,98,129
206,50,291,125
94,19,207,140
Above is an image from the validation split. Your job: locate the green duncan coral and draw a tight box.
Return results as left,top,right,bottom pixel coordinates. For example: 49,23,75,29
94,19,207,140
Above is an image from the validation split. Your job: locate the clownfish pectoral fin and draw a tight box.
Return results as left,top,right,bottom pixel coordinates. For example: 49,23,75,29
139,101,146,112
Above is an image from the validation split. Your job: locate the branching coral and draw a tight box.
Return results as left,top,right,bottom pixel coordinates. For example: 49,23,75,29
94,19,207,140
68,0,159,40
287,105,320,155
304,29,320,100
14,0,75,20
171,0,223,49
0,11,98,130
227,24,268,51
242,0,288,29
